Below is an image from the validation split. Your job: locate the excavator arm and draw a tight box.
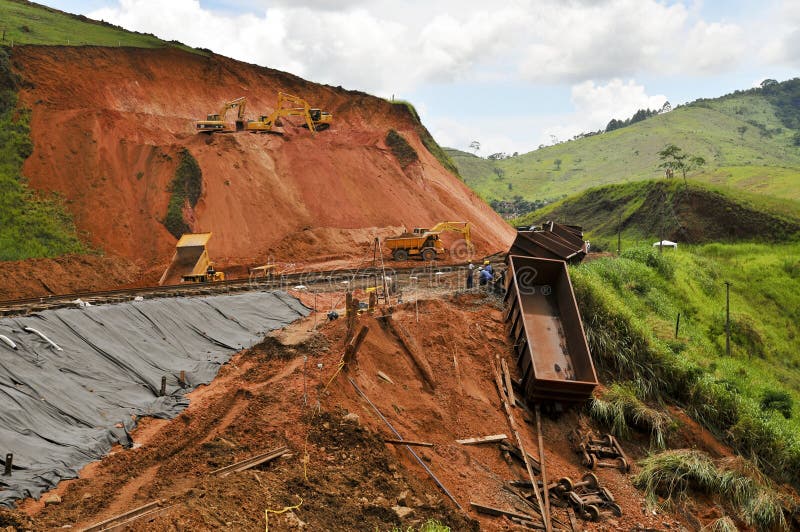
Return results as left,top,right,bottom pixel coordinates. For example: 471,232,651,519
197,96,247,132
428,222,475,252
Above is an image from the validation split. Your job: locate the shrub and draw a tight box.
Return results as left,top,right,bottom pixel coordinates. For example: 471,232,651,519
386,129,419,168
760,389,793,419
162,148,202,238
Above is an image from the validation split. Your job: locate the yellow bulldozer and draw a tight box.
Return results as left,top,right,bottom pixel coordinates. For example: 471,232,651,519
196,97,247,133
245,92,332,133
384,221,474,261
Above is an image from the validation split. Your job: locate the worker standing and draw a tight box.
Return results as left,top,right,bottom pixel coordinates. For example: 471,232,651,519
466,261,475,289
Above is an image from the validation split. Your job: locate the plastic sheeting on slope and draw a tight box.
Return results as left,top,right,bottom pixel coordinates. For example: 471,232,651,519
0,290,309,507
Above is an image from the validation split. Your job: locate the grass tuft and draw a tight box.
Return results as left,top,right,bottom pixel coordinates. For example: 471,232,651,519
700,517,737,532
590,383,674,448
635,449,786,530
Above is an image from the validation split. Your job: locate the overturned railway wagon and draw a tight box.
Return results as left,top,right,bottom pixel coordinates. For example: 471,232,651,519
510,221,588,264
503,255,598,403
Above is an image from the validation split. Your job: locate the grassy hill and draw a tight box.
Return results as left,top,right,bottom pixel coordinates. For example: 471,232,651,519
515,179,800,250
0,0,201,52
455,79,800,205
572,242,800,493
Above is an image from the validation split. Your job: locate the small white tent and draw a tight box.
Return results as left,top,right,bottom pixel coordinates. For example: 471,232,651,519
653,240,678,249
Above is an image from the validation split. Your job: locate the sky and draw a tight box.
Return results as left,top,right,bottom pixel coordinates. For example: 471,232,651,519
39,0,800,155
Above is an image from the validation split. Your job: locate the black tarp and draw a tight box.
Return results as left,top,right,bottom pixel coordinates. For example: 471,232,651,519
0,290,309,506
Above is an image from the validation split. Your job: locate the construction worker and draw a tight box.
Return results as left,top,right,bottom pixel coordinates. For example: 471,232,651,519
466,261,475,289
206,263,215,280
479,267,492,287
483,260,493,275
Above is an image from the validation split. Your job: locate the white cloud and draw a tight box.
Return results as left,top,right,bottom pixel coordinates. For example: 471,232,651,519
88,0,752,95
431,78,667,155
759,1,800,68
570,79,667,129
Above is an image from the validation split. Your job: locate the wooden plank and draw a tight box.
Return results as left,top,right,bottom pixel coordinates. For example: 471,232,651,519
210,446,289,477
377,371,394,384
82,499,166,532
470,501,541,523
535,403,552,531
344,325,369,365
492,356,550,532
456,434,508,445
388,318,436,389
383,439,434,447
500,358,516,406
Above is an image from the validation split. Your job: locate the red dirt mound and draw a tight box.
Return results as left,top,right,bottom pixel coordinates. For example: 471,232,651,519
14,292,725,531
0,254,139,300
10,46,515,288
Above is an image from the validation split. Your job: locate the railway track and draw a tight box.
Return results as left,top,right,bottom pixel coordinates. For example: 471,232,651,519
0,258,499,317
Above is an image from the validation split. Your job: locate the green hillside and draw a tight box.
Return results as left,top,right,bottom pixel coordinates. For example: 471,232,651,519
455,79,800,205
0,0,201,52
572,243,800,492
515,180,800,250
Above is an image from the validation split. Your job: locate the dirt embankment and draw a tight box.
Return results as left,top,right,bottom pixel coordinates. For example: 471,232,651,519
8,46,515,295
4,292,735,531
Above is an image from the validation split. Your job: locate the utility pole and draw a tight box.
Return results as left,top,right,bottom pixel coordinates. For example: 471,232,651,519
725,281,731,356
617,213,622,254
675,312,680,339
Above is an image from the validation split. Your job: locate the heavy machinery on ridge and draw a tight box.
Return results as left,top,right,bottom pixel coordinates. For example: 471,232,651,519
384,221,474,261
196,97,247,133
245,92,332,133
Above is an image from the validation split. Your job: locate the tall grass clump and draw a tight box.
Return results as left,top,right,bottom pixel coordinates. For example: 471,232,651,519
590,383,674,448
635,449,786,530
700,517,737,532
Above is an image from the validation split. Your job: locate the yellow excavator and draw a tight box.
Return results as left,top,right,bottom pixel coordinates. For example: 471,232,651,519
245,92,332,133
384,221,474,261
196,97,247,133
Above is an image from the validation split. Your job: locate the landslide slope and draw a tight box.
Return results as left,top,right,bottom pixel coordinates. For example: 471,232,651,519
9,45,514,279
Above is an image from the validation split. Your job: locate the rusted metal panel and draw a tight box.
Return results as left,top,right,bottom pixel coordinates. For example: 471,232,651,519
505,255,598,403
511,222,587,264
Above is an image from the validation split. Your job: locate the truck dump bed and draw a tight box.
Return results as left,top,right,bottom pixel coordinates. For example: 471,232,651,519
159,233,213,286
504,255,598,402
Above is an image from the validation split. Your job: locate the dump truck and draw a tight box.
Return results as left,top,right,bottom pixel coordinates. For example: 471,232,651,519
158,233,225,285
504,255,598,403
245,92,332,133
384,221,473,261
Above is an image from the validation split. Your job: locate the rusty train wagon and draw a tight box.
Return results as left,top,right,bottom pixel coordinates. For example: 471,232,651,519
504,254,598,403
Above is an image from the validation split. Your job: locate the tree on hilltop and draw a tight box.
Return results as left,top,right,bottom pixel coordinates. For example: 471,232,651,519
658,144,705,184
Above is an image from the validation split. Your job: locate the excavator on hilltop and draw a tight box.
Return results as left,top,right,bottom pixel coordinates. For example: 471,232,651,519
245,92,332,133
196,97,247,133
384,221,475,261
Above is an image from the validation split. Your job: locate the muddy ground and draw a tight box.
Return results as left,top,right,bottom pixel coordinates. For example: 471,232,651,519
0,291,750,530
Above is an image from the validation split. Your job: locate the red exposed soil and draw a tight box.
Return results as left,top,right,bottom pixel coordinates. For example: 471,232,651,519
4,292,736,531
8,46,515,296
0,254,139,300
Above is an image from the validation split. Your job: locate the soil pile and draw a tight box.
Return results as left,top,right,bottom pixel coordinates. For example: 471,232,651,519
10,292,734,530
9,46,515,291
